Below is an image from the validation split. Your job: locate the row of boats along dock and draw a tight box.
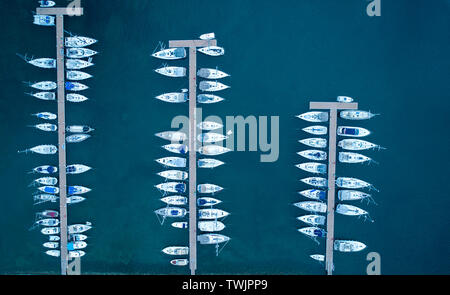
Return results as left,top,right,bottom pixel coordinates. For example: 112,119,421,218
17,1,94,272
152,33,231,270
295,96,384,274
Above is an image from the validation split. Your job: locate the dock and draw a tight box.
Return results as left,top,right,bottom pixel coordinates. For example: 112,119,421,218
168,38,217,275
36,6,84,276
309,101,358,275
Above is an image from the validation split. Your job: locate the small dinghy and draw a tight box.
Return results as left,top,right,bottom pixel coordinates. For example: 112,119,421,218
160,196,187,206
198,132,228,143
68,186,91,195
199,81,230,92
339,152,376,164
70,234,88,241
337,126,370,137
65,81,88,91
34,194,59,204
66,59,94,70
302,125,327,135
197,234,230,245
162,144,188,155
198,121,223,130
197,68,229,79
295,162,327,174
66,93,89,103
299,138,327,148
66,134,91,143
297,112,329,123
198,145,231,156
155,207,187,218
198,221,225,232
39,1,56,8
43,242,58,249
162,246,189,255
46,250,60,257
32,112,57,120
33,15,55,26
69,250,86,258
26,91,55,101
197,94,225,104
336,204,372,221
66,48,98,58
155,182,186,194
18,145,57,155
298,189,326,201
66,164,92,174
338,190,375,203
66,71,92,81
66,125,94,133
155,157,187,168
297,150,327,161
310,254,325,262
198,46,225,56
198,208,229,219
197,197,222,207
338,139,384,151
170,259,189,266
68,241,87,250
197,183,223,194
155,66,186,77
65,36,97,48
68,222,92,234
155,91,188,103
336,177,377,191
155,131,187,141
152,47,186,60
171,222,188,229
199,32,215,40
67,196,86,204
297,215,326,226
28,123,57,132
41,227,60,235
157,170,188,181
37,186,59,194
293,201,327,213
300,177,328,188
28,81,57,90
340,110,378,120
198,158,225,168
32,165,57,174
334,240,366,252
337,96,354,103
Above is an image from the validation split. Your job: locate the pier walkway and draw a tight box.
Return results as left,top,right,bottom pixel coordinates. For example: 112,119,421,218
168,39,217,275
309,101,358,275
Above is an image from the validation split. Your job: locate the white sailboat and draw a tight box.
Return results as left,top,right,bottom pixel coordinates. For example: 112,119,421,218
66,48,98,58
197,94,225,104
162,246,189,255
32,165,57,174
65,81,89,91
68,222,92,234
32,112,57,120
297,215,326,226
298,189,327,201
197,197,222,206
293,201,327,213
336,177,377,191
28,81,57,90
298,138,327,148
160,196,187,206
198,46,225,56
66,125,94,133
65,36,97,48
198,145,231,156
297,150,327,161
297,112,328,123
197,234,230,245
66,93,89,102
162,143,188,155
197,183,223,194
337,126,371,137
157,170,188,181
337,96,354,103
155,66,186,77
197,68,229,79
154,207,187,218
18,145,57,155
152,48,186,60
155,131,187,141
155,182,186,194
198,132,228,143
26,91,55,101
199,33,215,40
66,164,92,174
198,221,225,232
338,139,384,151
66,133,91,143
300,177,328,188
198,208,229,219
198,121,223,130
338,190,375,203
66,59,94,70
33,15,55,26
28,123,57,132
334,240,366,252
199,81,230,92
198,158,225,168
66,71,92,81
340,110,378,120
295,162,327,174
302,125,327,135
155,157,187,168
339,152,376,164
155,91,188,103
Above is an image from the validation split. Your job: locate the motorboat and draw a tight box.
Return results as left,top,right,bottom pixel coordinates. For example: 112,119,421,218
155,157,187,168
338,139,383,151
298,138,327,148
197,183,223,194
34,194,58,204
33,15,55,26
199,81,229,92
298,227,326,238
197,234,230,245
162,144,188,155
28,123,57,132
66,125,94,133
198,158,224,168
39,1,56,8
198,132,227,143
155,66,186,77
297,150,327,161
65,36,97,48
67,196,86,204
68,241,87,250
197,68,229,79
298,189,326,201
302,125,327,135
66,164,92,174
199,32,215,40
197,197,222,207
197,94,224,104
155,91,188,103
68,222,92,234
293,201,327,213
70,234,88,241
170,259,188,266
154,207,187,218
336,204,369,217
300,177,328,188
41,227,60,235
65,82,89,91
66,59,94,70
340,110,378,120
152,48,186,60
66,93,88,103
337,126,370,137
295,162,327,174
155,131,187,141
44,242,59,249
171,222,188,229
198,121,223,130
334,240,366,252
198,221,225,232
198,145,231,156
49,236,60,241
32,112,57,120
18,145,57,155
68,186,91,195
157,170,188,181
37,186,59,194
338,190,374,203
66,134,91,143
69,250,86,258
198,208,229,219
337,96,354,103
66,71,92,81
36,210,58,218
297,112,328,123
339,152,376,164
32,165,57,174
310,254,325,262
160,196,187,206
336,177,377,191
28,81,57,90
198,46,225,56
66,48,98,58
26,92,55,101
46,250,60,257
297,215,326,226
155,182,186,194
162,246,189,255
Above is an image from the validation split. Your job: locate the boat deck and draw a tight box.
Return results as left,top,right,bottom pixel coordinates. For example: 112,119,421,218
309,101,358,275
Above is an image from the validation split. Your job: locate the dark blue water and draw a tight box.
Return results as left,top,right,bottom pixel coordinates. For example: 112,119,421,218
0,0,449,274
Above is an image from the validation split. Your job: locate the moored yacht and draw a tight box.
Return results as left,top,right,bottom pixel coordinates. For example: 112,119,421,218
198,145,231,156
302,125,327,135
170,259,188,266
336,204,369,217
198,46,225,56
338,139,383,151
39,1,56,8
198,121,223,130
198,220,225,232
68,185,91,195
32,165,57,174
172,222,188,229
340,110,378,120
28,123,57,132
198,208,229,219
37,186,59,194
298,189,326,201
298,138,327,148
293,201,327,213
155,157,187,168
152,48,186,60
67,241,87,250
155,182,186,194
43,242,59,249
154,207,187,218
66,48,98,58
34,194,58,204
32,112,57,120
197,197,222,207
198,158,225,168
155,131,187,141
66,93,89,103
66,164,91,174
67,196,86,204
41,227,60,235
30,176,57,186
297,215,326,226
155,91,188,103
336,177,376,191
28,81,57,90
199,81,229,92
297,150,327,161
26,91,55,101
334,240,366,252
310,254,325,262
66,71,92,81
197,234,230,245
197,183,223,194
162,246,189,255
68,222,92,234
338,190,373,202
160,196,187,206
155,66,186,77
65,81,88,91
337,126,371,137
66,133,91,143
198,132,227,143
162,143,188,155
66,125,94,133
197,68,229,79
298,227,326,238
295,162,327,174
157,170,188,181
337,96,354,103
66,59,94,70
339,152,375,164
65,36,97,48
18,145,57,155
33,15,55,26
300,177,328,188
197,94,224,104
297,112,328,123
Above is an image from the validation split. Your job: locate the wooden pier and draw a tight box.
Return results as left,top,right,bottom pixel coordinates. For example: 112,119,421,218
309,101,358,275
36,6,83,275
168,39,217,275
